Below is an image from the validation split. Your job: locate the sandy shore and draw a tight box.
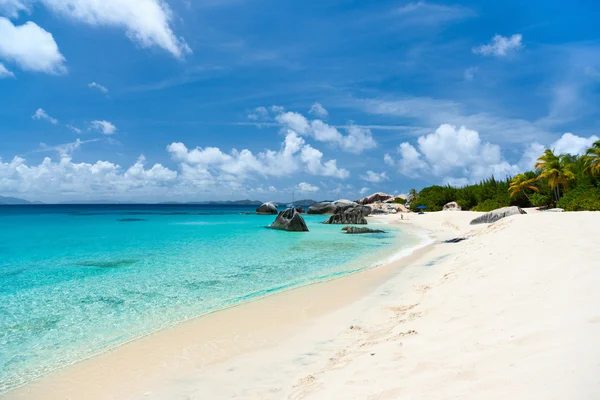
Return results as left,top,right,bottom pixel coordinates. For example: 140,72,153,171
4,210,600,399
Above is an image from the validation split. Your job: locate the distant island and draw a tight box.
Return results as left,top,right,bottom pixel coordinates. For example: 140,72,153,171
0,196,318,207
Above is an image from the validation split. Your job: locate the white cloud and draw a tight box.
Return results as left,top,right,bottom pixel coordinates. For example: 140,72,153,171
248,106,268,120
298,182,319,192
88,82,108,93
0,154,177,201
384,153,395,166
276,110,377,154
91,120,117,135
37,138,98,157
397,142,427,177
359,187,370,195
67,124,82,134
300,144,349,179
0,62,14,77
39,0,190,58
168,131,349,181
308,102,328,118
276,111,310,134
397,124,520,183
464,66,478,81
0,0,30,18
361,170,388,183
0,17,66,74
473,34,523,57
268,185,277,192
551,132,600,156
32,108,58,124
395,2,476,26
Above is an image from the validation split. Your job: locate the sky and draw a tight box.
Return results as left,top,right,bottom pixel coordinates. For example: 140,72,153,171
1,0,600,203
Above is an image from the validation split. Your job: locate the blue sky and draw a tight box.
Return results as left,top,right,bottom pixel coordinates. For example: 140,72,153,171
1,0,600,202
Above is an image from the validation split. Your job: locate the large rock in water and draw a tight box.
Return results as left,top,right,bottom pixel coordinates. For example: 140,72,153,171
323,205,368,224
342,226,385,234
443,201,461,211
470,206,526,225
269,208,309,232
256,202,278,214
294,206,306,214
357,192,393,205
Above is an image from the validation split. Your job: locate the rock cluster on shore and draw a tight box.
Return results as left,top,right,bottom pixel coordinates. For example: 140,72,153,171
443,202,461,211
268,208,309,232
470,206,526,225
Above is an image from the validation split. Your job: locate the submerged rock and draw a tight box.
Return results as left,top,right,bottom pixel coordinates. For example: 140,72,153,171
470,206,526,225
268,208,309,232
256,202,278,215
342,226,385,234
443,202,461,211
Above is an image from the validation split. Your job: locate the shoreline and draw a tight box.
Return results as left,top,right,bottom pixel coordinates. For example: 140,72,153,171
2,215,437,399
6,210,599,399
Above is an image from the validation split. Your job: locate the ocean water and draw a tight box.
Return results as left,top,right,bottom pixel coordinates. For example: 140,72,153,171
0,204,422,392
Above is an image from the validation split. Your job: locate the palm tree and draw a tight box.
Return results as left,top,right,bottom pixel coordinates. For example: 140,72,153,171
584,140,600,176
535,149,576,202
508,173,539,203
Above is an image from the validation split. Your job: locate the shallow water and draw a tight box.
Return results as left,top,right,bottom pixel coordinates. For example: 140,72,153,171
0,204,420,392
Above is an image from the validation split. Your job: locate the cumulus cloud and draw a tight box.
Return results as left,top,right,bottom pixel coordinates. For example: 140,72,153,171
551,132,600,156
397,124,519,183
268,185,277,192
473,34,522,57
276,111,377,154
397,142,427,178
32,108,58,124
88,82,108,93
383,153,395,166
168,131,349,181
39,0,190,58
91,120,117,135
396,124,600,184
298,182,319,192
0,62,14,77
361,170,388,183
308,102,328,118
0,154,177,201
0,17,66,74
300,145,349,178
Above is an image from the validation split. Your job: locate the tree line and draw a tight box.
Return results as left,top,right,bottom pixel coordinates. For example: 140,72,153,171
408,140,600,212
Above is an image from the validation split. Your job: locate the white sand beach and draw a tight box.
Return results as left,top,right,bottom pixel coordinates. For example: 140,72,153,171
4,210,600,399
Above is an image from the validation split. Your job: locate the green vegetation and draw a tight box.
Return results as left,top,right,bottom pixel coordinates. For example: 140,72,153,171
391,197,407,205
409,140,600,212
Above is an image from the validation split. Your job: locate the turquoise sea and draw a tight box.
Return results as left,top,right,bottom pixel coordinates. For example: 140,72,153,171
0,204,422,393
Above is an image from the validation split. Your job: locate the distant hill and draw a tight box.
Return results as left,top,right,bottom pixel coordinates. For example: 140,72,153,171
188,200,264,206
0,196,34,205
294,199,318,206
